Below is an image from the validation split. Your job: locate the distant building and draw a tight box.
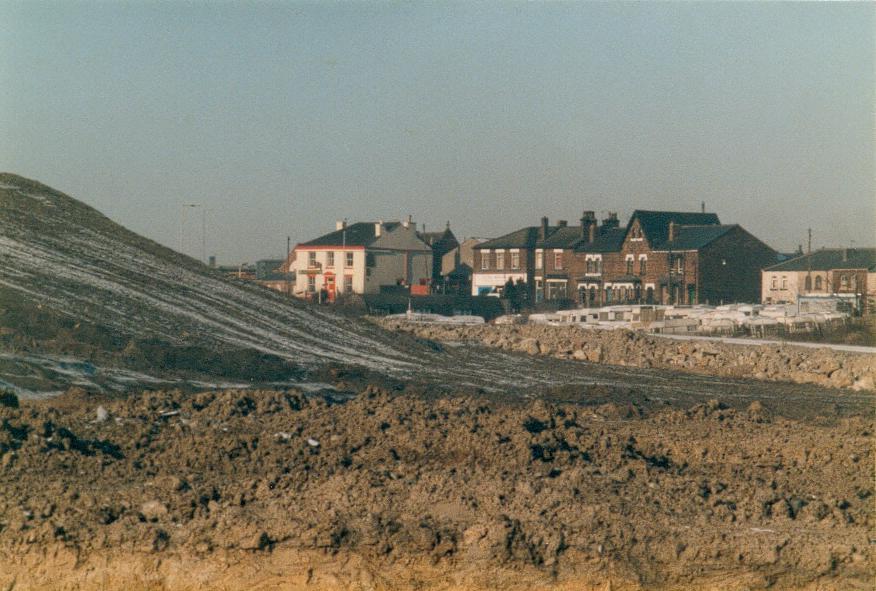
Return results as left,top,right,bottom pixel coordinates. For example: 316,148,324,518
474,209,776,306
440,237,487,294
417,222,459,289
762,248,876,314
288,219,432,301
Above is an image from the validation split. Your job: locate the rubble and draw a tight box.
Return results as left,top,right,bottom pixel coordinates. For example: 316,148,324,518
376,319,876,390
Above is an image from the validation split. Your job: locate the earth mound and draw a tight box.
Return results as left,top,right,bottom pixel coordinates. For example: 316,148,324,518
0,387,871,590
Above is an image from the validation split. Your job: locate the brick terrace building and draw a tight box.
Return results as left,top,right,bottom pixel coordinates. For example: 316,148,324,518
474,209,776,306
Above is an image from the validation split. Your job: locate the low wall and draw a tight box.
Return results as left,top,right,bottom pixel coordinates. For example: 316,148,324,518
376,320,876,391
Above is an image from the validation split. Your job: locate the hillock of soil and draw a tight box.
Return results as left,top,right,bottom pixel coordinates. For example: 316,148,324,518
0,387,871,590
376,320,876,391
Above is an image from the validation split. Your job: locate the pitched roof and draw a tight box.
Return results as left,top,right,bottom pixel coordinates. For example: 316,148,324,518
652,224,737,250
418,227,459,250
299,222,401,248
537,226,584,248
765,248,876,272
631,210,720,246
475,226,542,249
574,227,627,253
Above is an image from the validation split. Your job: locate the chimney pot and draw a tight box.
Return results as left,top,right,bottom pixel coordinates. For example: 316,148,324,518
540,216,549,239
375,220,383,237
668,221,676,242
558,220,568,228
336,220,346,231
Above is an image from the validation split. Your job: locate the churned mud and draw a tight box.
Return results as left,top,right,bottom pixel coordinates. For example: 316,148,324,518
0,386,871,590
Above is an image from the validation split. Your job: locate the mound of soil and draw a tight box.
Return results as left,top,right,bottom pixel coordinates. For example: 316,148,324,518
0,387,871,590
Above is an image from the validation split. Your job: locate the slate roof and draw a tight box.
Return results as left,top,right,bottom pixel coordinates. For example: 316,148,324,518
651,224,737,250
299,222,401,248
475,227,542,249
537,226,585,248
765,248,876,272
630,210,720,246
574,227,627,253
418,227,459,250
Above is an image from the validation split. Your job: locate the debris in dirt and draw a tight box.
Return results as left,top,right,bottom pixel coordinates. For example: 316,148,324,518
95,406,109,422
140,501,168,522
306,437,320,447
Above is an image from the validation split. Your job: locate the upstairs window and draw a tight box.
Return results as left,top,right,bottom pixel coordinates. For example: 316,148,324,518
308,252,316,267
554,251,563,270
781,276,787,289
496,252,504,270
771,276,777,289
815,276,823,290
480,251,489,270
510,252,520,269
535,251,543,269
626,259,633,275
639,258,647,275
326,252,335,267
345,252,354,268
804,276,812,291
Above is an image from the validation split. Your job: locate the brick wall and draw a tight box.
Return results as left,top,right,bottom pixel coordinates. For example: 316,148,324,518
699,227,776,304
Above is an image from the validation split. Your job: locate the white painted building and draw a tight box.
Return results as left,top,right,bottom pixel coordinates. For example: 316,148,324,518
287,219,432,301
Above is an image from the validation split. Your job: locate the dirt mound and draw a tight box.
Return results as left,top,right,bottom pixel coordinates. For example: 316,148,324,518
376,320,876,391
0,387,871,590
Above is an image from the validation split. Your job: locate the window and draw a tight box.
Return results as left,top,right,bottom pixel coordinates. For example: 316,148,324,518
626,259,633,275
815,276,823,290
535,251,543,269
804,276,812,291
674,257,683,273
771,276,777,289
554,251,563,270
307,275,315,292
840,275,848,289
343,275,353,293
326,252,334,267
345,252,354,268
781,276,787,289
586,259,593,273
308,252,316,267
639,258,647,275
496,252,504,270
481,251,489,270
850,275,857,290
510,252,520,269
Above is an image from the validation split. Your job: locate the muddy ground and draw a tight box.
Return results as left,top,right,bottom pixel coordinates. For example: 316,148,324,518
0,383,872,590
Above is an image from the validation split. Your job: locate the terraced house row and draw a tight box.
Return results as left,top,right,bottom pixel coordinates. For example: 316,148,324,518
472,209,777,306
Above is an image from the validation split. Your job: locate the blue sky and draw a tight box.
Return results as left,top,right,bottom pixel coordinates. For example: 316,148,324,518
1,1,873,262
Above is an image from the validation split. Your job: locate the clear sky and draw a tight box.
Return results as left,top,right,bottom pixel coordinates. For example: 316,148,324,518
2,1,873,263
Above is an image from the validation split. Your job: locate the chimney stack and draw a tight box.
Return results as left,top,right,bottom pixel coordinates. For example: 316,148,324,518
557,220,568,228
668,221,676,242
375,220,383,237
600,212,620,232
402,214,413,229
701,201,705,214
842,248,849,262
336,220,347,231
580,210,597,242
540,216,549,239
